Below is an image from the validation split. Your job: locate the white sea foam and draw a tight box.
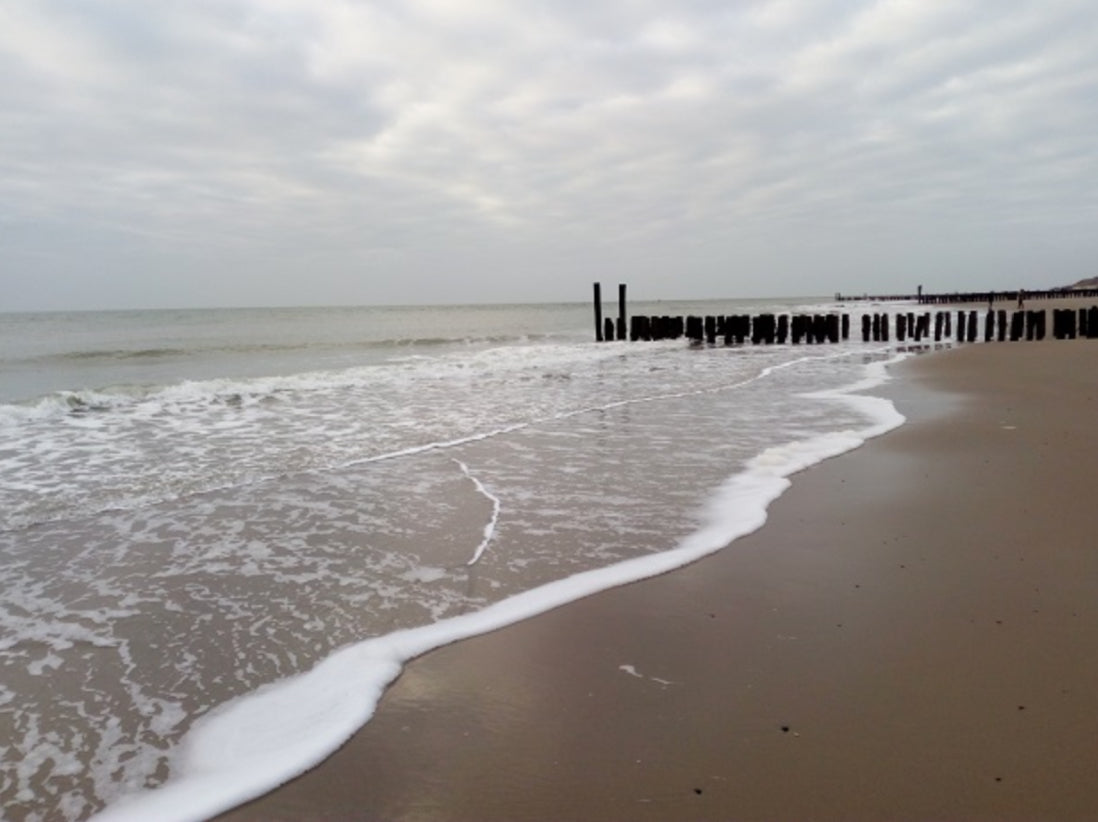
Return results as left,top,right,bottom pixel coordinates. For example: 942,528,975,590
92,352,908,822
454,459,501,566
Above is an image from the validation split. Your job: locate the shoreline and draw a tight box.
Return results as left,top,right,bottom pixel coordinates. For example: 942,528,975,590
216,339,1098,820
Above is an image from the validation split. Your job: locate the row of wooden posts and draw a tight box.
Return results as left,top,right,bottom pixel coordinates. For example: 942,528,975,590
592,285,1098,345
622,308,1098,345
835,287,1098,305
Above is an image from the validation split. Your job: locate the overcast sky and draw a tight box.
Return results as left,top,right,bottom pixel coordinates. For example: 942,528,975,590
2,1,1096,310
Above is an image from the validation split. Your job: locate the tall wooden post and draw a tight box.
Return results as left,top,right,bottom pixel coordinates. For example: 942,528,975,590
617,283,627,341
593,282,603,342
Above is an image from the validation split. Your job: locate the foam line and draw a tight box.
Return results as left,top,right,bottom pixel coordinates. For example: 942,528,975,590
453,460,501,567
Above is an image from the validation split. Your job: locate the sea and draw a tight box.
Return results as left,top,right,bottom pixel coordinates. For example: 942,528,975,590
0,298,917,821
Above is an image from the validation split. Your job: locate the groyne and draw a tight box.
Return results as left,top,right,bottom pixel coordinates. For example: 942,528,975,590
591,284,1098,346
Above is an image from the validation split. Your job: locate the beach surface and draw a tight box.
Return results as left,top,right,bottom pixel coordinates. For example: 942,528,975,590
220,340,1098,822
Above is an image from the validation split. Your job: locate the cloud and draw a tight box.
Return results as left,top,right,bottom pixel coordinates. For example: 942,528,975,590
1,0,1096,309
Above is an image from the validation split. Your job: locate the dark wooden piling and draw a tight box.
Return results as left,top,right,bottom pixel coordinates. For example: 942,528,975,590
956,311,966,343
777,314,789,344
934,312,943,341
967,310,978,343
1010,311,1024,341
897,313,907,342
593,282,603,342
604,317,614,342
997,310,1007,342
1090,307,1098,339
984,310,994,342
686,315,703,342
617,284,627,341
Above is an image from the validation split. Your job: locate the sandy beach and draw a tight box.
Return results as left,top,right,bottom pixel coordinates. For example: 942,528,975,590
220,338,1098,822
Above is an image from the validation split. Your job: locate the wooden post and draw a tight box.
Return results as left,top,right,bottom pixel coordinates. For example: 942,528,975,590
604,317,614,342
593,282,603,341
984,310,994,342
968,310,978,343
897,313,907,341
934,312,943,341
617,284,627,341
841,314,850,340
686,316,703,342
1010,311,1024,341
997,310,1007,342
861,314,871,342
956,311,966,342
778,314,789,344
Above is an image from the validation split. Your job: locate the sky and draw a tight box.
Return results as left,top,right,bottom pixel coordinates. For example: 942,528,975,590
2,0,1096,311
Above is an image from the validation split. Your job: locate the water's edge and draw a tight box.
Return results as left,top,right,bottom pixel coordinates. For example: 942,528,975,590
92,353,911,822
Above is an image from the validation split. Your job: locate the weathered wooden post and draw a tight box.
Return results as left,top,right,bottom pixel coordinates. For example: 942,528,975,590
984,310,994,342
956,311,966,342
617,284,627,341
1080,308,1089,339
593,282,603,341
604,317,614,342
896,313,907,341
944,311,952,338
967,310,978,343
862,314,871,342
997,310,1007,342
841,314,850,340
1090,306,1098,338
778,314,789,344
934,312,943,341
686,315,703,342
881,314,890,342
1010,311,1024,341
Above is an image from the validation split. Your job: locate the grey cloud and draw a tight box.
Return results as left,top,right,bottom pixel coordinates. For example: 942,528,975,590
1,0,1096,310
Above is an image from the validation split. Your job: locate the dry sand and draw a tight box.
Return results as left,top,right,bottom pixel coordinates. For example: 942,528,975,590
220,339,1098,822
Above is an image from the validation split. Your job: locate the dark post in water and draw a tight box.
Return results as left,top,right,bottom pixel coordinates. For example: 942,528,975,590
617,283,627,341
593,282,603,342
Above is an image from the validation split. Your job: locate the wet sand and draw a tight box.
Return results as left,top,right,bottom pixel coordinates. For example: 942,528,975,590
220,339,1098,822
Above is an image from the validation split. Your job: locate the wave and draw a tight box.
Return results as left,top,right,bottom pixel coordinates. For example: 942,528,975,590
90,353,910,822
15,332,564,369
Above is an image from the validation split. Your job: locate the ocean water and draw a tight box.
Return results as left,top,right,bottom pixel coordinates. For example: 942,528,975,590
0,299,916,821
